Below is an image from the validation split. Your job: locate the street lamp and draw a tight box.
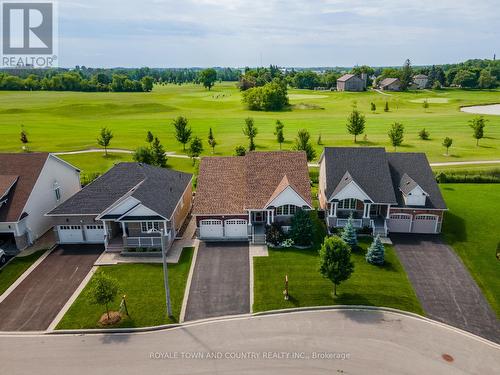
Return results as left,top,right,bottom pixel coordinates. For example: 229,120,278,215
148,226,172,317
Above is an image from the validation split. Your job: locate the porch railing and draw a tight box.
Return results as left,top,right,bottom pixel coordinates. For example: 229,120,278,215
126,237,162,248
336,218,362,228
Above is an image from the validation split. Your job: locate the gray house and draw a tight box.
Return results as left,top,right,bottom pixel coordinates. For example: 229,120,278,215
318,147,447,236
48,163,193,253
379,78,401,91
336,74,367,91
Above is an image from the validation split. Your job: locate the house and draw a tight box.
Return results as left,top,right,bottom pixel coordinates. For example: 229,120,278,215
47,163,192,253
193,151,312,243
413,74,429,89
379,78,401,91
336,73,367,92
0,153,80,254
318,147,447,236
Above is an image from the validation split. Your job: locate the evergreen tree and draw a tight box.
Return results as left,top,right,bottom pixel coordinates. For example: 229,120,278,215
388,122,404,150
172,116,192,150
289,210,313,247
207,127,217,154
293,129,316,161
319,236,354,296
365,235,385,265
20,128,29,144
243,117,258,151
274,120,285,149
346,106,366,142
151,137,167,167
400,58,413,90
133,146,154,165
146,130,154,144
341,214,358,247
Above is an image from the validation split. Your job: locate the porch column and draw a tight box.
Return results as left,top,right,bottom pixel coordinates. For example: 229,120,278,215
121,221,126,236
266,210,271,225
248,211,252,222
333,202,338,217
386,205,391,219
271,210,274,223
363,203,371,218
163,220,168,236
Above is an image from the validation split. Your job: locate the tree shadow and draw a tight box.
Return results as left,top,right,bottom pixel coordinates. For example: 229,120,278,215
357,140,378,147
100,333,132,345
442,211,467,243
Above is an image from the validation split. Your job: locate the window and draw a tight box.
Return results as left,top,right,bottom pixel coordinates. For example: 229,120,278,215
54,187,61,201
141,222,161,233
275,205,298,216
338,198,357,210
60,225,81,230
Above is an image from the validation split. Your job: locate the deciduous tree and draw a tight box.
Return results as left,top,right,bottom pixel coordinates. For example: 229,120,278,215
243,117,258,151
319,236,354,296
346,106,366,142
388,122,404,150
207,128,217,154
469,117,487,146
86,271,119,320
442,137,453,155
172,116,192,150
293,129,316,161
97,127,113,156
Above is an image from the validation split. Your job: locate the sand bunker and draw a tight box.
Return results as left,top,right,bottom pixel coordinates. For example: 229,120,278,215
460,104,500,115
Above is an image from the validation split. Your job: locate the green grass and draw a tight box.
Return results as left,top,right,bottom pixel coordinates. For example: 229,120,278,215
441,184,500,317
56,247,193,329
58,152,195,179
0,250,46,295
253,215,423,314
0,83,498,162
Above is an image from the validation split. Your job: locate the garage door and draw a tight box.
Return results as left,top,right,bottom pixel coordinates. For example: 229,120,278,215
388,214,411,233
199,219,223,239
84,225,104,243
58,225,83,243
224,219,248,238
412,215,438,234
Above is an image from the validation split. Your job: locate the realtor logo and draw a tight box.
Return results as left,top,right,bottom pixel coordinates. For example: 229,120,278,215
1,1,57,67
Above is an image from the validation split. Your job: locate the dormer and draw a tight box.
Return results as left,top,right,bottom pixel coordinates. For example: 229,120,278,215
399,173,428,206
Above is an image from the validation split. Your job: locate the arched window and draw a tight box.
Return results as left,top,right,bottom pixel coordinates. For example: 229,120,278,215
338,198,357,210
275,205,299,216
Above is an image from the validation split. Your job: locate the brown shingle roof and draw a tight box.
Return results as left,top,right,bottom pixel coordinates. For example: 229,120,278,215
0,153,49,222
0,175,18,199
193,151,312,215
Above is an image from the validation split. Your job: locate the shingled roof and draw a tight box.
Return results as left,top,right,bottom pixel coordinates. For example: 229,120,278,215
0,153,49,222
387,153,446,209
49,163,192,218
321,148,398,204
193,151,312,215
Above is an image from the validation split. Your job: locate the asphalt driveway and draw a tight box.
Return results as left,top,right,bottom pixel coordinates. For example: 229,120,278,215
0,245,103,331
391,234,500,343
184,242,249,321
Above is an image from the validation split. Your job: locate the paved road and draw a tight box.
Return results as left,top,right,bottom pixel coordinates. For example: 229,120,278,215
0,245,103,331
391,234,500,343
1,309,498,374
184,242,249,321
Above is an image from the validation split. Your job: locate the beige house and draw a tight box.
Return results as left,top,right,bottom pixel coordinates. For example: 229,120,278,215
379,77,401,91
336,73,367,91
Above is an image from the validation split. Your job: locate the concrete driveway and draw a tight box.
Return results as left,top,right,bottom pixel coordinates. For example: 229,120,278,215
391,234,500,343
0,245,103,331
184,242,249,321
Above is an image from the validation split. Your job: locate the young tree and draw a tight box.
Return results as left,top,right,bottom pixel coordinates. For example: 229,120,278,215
207,127,217,154
346,107,366,142
86,271,119,321
469,117,487,146
20,127,29,145
133,146,154,165
419,128,430,140
172,116,192,150
243,117,258,151
370,102,376,112
234,145,246,156
388,122,404,150
442,137,453,155
97,127,113,156
274,120,285,150
188,136,203,164
319,236,354,296
146,130,154,144
423,99,429,110
289,210,313,247
198,68,217,90
365,235,385,265
317,133,322,145
151,137,167,167
293,129,316,162
400,58,413,90
341,214,358,248
384,101,389,112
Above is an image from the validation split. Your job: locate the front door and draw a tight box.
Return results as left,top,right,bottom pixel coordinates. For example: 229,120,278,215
252,211,265,223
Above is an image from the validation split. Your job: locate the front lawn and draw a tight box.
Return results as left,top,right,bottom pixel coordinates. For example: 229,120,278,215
0,250,47,296
56,247,193,329
441,184,500,317
253,216,423,314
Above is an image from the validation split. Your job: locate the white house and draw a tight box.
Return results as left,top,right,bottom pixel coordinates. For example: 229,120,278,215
0,153,80,254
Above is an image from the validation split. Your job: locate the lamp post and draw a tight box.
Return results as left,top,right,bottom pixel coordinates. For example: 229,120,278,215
149,227,172,317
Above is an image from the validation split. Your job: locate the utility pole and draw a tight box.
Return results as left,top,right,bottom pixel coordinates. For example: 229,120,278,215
161,232,172,317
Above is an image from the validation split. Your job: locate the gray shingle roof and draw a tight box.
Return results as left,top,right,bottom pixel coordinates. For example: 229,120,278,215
387,153,446,209
49,163,192,218
321,147,398,204
399,173,420,196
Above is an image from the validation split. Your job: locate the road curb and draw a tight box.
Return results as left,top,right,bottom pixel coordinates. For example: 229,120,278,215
179,240,199,323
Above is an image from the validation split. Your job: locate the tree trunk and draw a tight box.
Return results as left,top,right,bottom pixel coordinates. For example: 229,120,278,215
106,303,110,320
334,283,337,296
104,146,108,157
476,138,479,146
183,143,186,151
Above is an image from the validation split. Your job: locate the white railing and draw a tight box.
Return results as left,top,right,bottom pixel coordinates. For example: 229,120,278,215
370,220,375,236
336,218,362,228
126,237,162,248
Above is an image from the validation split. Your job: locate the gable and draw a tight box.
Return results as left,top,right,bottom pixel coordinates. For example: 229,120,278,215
266,185,311,209
330,180,372,202
117,203,165,220
98,196,141,218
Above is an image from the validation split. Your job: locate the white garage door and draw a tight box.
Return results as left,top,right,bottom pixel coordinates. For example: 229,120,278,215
412,215,438,234
58,225,84,243
199,219,223,239
224,219,248,238
389,214,412,233
84,224,105,243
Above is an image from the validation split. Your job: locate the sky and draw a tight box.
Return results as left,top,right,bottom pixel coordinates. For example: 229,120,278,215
56,0,500,68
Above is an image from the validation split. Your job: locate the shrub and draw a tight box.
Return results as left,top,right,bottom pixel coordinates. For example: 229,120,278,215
265,223,285,247
289,210,314,247
281,238,294,248
419,128,430,140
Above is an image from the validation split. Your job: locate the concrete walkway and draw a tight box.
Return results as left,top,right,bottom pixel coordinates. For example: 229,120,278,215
392,234,500,344
1,309,498,374
54,149,194,159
